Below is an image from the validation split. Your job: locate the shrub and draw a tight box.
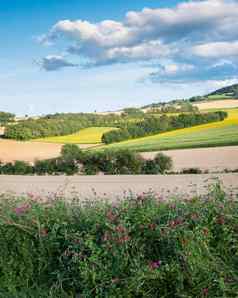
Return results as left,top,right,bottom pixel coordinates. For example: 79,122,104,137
0,185,238,297
154,153,173,174
142,160,164,174
81,149,144,175
181,168,203,174
61,144,84,162
0,160,33,175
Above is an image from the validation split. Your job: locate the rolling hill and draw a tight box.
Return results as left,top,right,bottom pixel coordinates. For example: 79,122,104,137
142,83,238,110
206,83,238,99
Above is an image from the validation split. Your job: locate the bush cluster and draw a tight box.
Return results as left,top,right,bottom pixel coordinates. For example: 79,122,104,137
0,185,237,297
0,111,15,125
0,145,173,176
102,111,228,144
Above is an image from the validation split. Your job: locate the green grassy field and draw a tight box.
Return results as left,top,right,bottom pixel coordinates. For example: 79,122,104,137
36,127,117,144
206,94,232,100
96,108,238,152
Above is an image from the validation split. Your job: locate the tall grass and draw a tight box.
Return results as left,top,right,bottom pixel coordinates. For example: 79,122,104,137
0,185,238,297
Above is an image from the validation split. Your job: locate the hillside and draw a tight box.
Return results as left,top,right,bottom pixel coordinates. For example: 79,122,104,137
142,83,238,110
206,83,238,99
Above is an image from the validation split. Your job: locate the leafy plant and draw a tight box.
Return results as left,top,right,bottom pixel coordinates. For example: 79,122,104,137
0,185,237,297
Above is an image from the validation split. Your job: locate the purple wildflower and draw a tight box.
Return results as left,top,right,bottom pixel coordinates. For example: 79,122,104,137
149,260,162,270
14,204,30,215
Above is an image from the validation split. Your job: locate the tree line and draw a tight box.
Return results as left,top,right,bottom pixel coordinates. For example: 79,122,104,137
0,145,173,175
4,113,129,140
0,111,15,126
102,111,228,144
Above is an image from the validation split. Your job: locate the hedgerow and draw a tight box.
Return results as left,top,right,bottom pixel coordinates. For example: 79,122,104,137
0,185,237,297
0,146,173,176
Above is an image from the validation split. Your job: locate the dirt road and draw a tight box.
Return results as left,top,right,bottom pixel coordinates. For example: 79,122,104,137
0,174,237,200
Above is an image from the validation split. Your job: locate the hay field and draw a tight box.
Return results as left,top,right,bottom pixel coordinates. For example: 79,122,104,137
194,99,238,110
36,127,117,144
98,108,238,152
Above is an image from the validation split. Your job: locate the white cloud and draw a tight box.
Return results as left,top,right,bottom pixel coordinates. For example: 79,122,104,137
37,0,238,88
41,1,238,65
192,41,238,58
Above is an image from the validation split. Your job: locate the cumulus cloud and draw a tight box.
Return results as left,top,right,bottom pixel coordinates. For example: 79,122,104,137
38,55,78,71
38,0,238,84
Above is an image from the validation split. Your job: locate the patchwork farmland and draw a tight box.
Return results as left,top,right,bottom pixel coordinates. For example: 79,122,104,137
98,108,238,152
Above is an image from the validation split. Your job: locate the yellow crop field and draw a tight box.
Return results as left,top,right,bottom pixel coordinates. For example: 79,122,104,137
36,127,117,144
98,109,238,152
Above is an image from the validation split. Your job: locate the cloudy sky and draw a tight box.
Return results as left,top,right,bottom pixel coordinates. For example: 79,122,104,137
1,0,238,115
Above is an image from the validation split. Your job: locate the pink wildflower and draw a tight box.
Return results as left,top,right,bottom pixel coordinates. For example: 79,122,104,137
14,204,30,215
149,260,162,270
40,228,48,237
202,288,209,296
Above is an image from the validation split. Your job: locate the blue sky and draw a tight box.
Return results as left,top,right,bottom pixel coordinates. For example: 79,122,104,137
1,0,238,115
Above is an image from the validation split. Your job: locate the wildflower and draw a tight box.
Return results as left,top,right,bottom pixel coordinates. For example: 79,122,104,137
169,203,176,209
216,215,225,225
14,204,30,215
169,218,183,228
190,213,199,220
149,260,161,270
106,210,118,222
202,288,209,296
40,228,48,237
203,227,209,236
148,223,156,231
115,225,126,233
117,235,131,244
136,193,147,203
102,232,111,242
27,192,35,199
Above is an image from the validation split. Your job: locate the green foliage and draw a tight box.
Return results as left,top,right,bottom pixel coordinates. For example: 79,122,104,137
0,147,172,176
102,111,228,144
61,144,84,162
154,153,173,174
4,113,130,141
206,83,238,99
0,186,238,297
142,153,173,175
122,107,144,117
0,111,15,125
81,149,145,175
0,161,33,175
